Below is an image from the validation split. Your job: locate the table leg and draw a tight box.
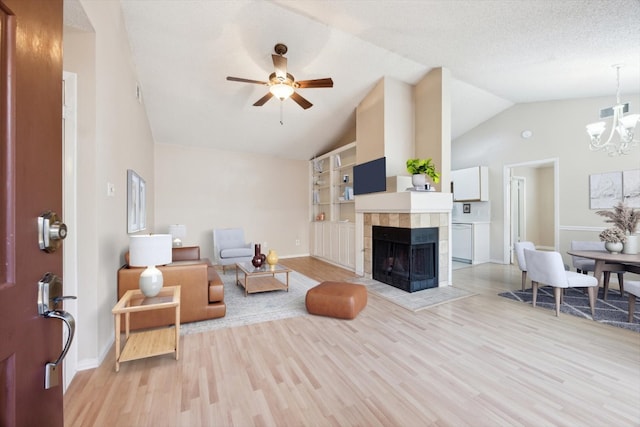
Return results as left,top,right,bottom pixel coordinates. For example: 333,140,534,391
175,301,180,361
114,314,121,372
286,271,289,292
593,260,605,298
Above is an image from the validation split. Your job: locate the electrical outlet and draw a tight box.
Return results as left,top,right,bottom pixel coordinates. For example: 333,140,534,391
295,239,300,246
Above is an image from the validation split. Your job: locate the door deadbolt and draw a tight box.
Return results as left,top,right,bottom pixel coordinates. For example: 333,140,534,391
38,211,67,253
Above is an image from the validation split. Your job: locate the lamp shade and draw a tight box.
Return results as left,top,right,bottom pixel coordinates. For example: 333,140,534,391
168,224,187,247
129,234,172,297
129,234,172,267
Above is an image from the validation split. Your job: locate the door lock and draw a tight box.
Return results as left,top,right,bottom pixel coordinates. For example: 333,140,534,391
38,211,67,253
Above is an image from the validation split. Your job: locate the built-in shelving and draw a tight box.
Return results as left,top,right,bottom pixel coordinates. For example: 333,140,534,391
310,142,356,269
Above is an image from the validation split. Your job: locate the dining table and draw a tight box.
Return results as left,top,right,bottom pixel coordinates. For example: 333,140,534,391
567,250,640,298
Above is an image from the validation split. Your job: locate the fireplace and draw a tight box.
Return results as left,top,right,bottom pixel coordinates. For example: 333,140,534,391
372,225,439,293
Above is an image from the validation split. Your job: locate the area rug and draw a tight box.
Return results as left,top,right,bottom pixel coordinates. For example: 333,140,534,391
348,277,475,312
181,270,318,335
499,287,639,333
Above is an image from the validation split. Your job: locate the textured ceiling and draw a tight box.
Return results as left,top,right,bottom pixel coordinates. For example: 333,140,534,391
83,0,640,160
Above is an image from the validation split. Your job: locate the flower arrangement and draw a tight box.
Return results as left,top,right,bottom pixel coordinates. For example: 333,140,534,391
406,158,440,183
599,227,627,243
596,201,639,234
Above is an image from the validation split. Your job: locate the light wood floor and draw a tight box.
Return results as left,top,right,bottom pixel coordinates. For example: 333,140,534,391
64,258,640,426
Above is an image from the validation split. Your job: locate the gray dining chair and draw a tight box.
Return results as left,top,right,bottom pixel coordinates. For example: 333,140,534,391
524,249,598,317
570,240,625,299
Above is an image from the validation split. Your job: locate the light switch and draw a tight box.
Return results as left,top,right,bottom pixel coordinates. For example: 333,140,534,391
107,182,115,197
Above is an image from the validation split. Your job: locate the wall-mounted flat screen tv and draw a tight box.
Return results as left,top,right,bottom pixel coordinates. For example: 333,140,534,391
353,157,387,195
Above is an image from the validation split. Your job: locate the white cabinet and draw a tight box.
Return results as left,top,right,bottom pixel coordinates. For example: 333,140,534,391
309,220,355,269
452,166,489,201
338,222,356,269
452,224,472,262
452,222,490,264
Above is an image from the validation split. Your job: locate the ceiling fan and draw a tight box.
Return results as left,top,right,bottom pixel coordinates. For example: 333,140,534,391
226,43,333,110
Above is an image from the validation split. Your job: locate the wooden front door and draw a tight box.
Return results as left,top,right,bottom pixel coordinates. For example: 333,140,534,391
0,0,65,425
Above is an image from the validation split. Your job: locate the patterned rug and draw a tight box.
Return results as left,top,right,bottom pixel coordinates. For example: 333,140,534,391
499,287,639,333
349,277,475,312
181,269,318,335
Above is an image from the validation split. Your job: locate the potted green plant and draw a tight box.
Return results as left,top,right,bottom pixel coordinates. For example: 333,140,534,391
598,227,627,254
406,158,440,190
596,201,639,254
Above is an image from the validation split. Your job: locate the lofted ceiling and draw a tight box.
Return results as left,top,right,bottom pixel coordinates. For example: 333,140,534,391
67,0,640,160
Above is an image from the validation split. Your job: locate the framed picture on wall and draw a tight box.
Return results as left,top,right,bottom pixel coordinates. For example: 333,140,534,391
623,169,640,208
589,171,622,209
127,169,146,233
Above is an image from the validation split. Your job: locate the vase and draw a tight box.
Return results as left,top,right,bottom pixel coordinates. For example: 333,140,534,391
251,244,263,268
412,174,426,190
266,249,278,266
623,234,638,255
604,241,623,254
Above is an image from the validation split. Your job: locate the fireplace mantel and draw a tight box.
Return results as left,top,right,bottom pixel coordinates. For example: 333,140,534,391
356,191,452,214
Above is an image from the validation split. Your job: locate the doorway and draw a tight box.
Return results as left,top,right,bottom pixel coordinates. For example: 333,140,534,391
62,71,78,390
503,158,559,264
510,176,526,252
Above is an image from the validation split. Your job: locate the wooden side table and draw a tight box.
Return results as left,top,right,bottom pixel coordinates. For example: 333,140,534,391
112,285,181,372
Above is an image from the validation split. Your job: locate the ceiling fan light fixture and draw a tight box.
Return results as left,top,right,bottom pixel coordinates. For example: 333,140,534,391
270,82,294,100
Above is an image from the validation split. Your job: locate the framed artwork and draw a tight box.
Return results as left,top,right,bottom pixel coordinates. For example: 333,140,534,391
139,179,147,230
623,169,640,208
589,172,622,209
127,169,146,233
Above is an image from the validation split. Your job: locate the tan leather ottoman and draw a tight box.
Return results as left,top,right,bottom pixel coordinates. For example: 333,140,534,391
305,281,367,319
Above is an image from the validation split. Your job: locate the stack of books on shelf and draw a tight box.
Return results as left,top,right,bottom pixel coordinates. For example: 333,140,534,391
344,187,354,201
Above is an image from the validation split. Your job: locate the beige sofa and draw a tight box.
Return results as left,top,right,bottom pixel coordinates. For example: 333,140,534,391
118,246,226,330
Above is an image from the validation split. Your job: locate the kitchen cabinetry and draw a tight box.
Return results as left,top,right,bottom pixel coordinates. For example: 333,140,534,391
452,222,490,264
310,142,356,270
452,224,472,262
452,166,489,201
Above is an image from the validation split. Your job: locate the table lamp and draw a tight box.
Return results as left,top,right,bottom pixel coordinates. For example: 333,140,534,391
168,224,187,247
129,234,172,297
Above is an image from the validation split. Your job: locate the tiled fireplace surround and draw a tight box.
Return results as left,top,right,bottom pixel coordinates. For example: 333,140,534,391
362,211,450,287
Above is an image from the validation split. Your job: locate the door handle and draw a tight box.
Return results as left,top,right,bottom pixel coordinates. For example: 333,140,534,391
37,273,77,389
43,310,75,389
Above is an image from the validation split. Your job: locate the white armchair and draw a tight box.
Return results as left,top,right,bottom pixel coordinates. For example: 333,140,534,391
212,228,253,273
524,249,598,317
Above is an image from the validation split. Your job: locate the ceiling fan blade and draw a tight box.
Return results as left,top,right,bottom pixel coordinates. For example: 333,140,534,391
226,76,268,85
272,54,287,81
253,92,274,107
296,78,334,89
290,92,313,110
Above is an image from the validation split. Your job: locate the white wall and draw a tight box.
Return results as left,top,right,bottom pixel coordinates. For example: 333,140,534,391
64,0,155,368
452,94,640,266
154,144,309,260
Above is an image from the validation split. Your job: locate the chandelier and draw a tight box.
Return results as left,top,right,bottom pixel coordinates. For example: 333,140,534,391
586,65,639,156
